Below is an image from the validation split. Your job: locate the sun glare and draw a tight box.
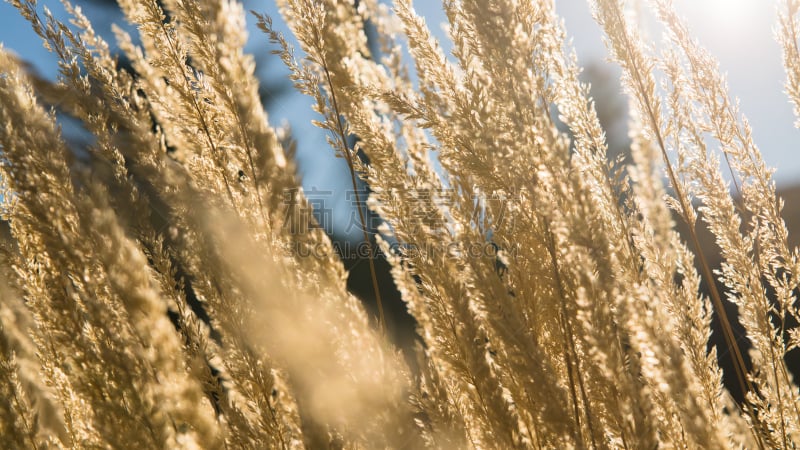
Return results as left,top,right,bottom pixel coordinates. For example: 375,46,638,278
704,0,756,24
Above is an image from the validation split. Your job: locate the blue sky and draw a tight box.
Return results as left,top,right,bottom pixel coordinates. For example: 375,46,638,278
0,0,796,198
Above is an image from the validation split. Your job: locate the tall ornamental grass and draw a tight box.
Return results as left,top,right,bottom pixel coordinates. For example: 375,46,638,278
1,0,799,448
